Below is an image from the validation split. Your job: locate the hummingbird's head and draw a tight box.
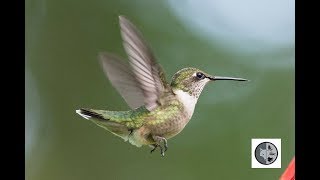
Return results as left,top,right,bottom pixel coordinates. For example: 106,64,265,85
170,67,248,118
171,67,248,98
171,68,211,98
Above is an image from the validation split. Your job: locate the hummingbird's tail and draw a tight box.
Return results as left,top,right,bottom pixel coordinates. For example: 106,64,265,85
76,108,105,120
76,108,132,142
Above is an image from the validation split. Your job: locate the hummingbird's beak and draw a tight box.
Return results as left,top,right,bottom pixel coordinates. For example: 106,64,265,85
208,76,249,81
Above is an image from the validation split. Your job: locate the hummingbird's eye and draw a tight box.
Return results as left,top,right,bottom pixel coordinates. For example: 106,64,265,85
196,72,205,80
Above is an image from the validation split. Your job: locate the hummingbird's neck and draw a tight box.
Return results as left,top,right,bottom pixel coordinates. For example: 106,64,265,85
173,89,198,119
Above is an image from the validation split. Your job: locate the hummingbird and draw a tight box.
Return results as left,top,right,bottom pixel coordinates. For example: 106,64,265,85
76,15,248,157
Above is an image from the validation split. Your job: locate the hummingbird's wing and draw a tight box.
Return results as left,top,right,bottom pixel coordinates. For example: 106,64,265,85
99,52,145,109
118,16,170,111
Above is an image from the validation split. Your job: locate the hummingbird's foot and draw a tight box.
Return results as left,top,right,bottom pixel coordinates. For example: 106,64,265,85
159,145,164,157
150,144,158,154
150,144,164,156
152,136,168,156
163,138,168,152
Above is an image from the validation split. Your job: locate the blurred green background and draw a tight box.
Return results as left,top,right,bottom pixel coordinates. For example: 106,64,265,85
26,0,294,179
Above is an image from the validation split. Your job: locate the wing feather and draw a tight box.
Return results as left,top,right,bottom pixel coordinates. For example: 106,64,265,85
119,16,169,110
99,52,145,109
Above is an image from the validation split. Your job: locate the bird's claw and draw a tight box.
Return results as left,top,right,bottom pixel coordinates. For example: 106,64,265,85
163,139,168,152
151,136,168,157
150,145,157,153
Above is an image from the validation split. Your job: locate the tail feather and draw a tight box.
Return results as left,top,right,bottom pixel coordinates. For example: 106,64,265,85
76,108,131,141
76,108,106,120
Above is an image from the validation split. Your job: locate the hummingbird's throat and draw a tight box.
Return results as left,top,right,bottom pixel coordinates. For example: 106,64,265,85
186,79,209,98
174,89,198,118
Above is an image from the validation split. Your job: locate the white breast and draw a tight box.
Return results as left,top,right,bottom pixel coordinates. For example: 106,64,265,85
174,89,198,118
